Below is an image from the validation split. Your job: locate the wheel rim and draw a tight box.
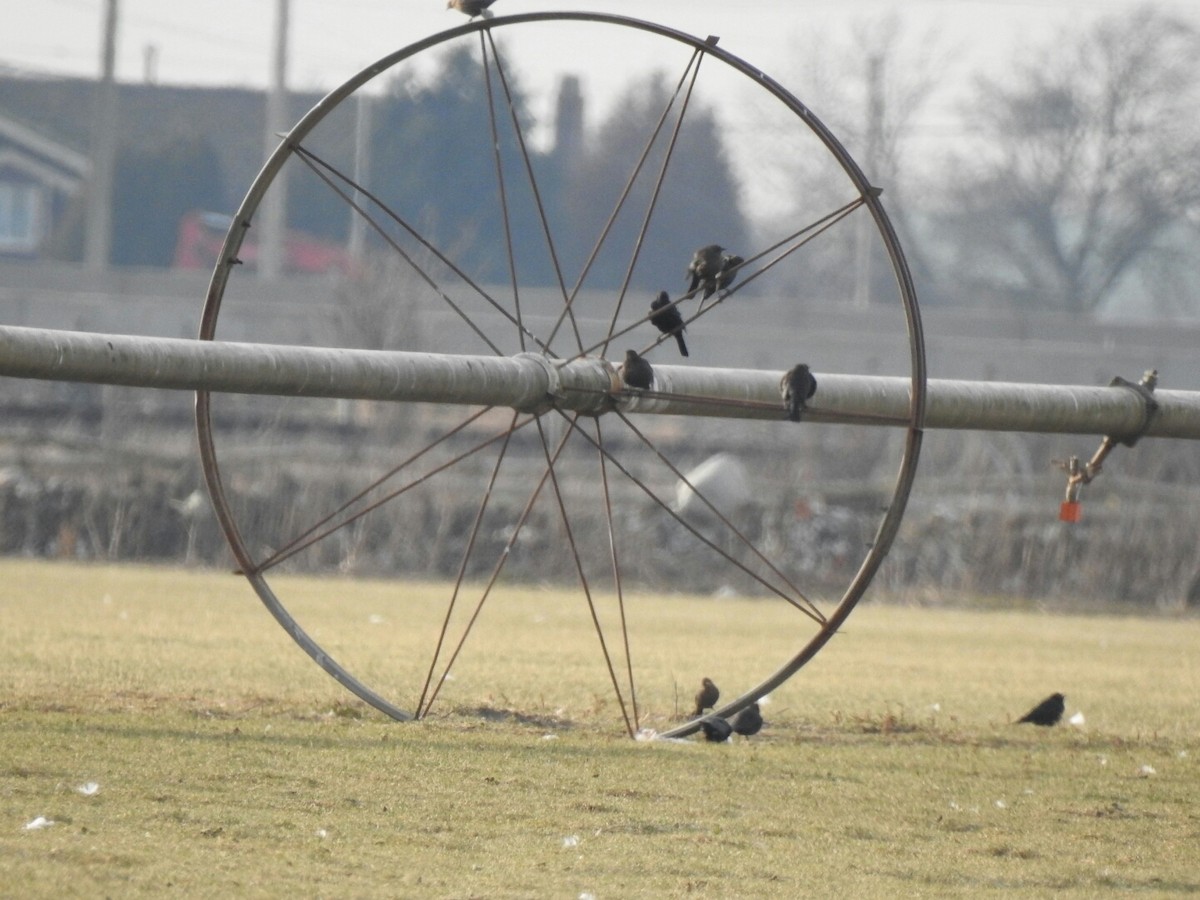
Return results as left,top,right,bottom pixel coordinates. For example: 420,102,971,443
196,13,927,736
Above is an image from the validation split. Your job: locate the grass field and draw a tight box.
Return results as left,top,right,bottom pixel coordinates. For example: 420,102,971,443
1,559,1198,897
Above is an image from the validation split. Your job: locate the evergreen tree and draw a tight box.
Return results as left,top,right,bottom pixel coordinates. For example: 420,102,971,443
367,44,555,285
561,72,750,293
112,135,222,267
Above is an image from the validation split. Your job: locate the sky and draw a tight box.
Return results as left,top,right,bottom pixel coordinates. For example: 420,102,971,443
6,0,1198,96
4,1,1198,224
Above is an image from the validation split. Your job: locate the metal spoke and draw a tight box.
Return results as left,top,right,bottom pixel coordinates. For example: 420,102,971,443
291,143,554,357
245,406,494,574
696,196,866,313
478,32,526,352
531,415,636,736
248,412,536,575
592,416,640,730
598,47,707,358
419,419,578,717
416,409,522,717
483,29,583,354
573,196,866,362
543,46,706,351
615,410,826,622
556,409,826,624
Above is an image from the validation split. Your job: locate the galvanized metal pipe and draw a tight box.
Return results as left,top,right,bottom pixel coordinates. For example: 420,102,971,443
2,324,1198,440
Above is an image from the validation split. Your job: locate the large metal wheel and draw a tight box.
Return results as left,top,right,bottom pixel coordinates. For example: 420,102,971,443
196,13,925,737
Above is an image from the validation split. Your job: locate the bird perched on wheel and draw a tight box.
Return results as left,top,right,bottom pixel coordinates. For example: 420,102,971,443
1016,692,1065,726
731,702,763,739
781,363,818,422
693,677,719,716
699,715,732,743
621,349,654,390
649,291,689,357
686,244,726,299
447,0,498,19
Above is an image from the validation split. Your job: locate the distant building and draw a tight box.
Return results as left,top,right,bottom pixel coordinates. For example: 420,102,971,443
0,73,323,268
0,114,88,258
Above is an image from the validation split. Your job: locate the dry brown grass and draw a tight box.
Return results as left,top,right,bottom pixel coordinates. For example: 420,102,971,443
1,559,1198,897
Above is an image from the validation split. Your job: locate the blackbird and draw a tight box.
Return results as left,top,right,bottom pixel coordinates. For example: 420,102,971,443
447,0,497,19
717,253,744,291
699,715,732,742
731,702,763,738
649,291,689,357
1016,692,1065,726
781,363,818,422
686,244,725,299
621,349,654,390
693,677,719,716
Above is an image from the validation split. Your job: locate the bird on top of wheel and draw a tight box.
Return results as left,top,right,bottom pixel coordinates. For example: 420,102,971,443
447,0,498,20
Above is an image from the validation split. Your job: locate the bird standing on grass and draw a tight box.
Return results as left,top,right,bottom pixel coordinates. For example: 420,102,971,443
649,291,689,357
700,716,733,743
781,364,818,422
686,244,725,299
731,702,763,738
693,677,719,716
1016,692,1065,726
447,0,498,19
621,349,654,390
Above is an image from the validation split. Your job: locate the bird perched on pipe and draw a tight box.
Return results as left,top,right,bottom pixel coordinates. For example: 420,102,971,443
621,349,654,390
447,0,498,19
1016,692,1065,726
699,715,732,742
649,291,689,357
781,364,818,422
693,677,719,716
731,702,763,738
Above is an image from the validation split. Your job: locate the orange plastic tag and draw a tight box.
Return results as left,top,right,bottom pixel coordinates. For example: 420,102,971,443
1059,501,1081,523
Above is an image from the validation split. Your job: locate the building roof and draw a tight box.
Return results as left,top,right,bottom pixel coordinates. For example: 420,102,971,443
0,73,324,212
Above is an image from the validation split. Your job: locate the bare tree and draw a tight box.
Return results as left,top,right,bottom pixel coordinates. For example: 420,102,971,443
762,15,949,305
933,8,1200,314
332,250,425,353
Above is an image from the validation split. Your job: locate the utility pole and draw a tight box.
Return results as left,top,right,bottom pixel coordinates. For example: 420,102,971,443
853,53,883,309
259,0,290,280
84,0,119,272
348,91,373,261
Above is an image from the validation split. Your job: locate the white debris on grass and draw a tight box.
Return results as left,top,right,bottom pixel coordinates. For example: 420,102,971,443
367,614,386,625
562,835,580,848
23,816,54,831
1137,764,1157,777
1068,711,1085,727
634,728,689,744
541,734,559,741
994,799,1008,810
76,782,100,796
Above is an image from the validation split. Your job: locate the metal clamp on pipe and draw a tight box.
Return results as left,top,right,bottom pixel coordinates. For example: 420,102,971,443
1054,369,1160,522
